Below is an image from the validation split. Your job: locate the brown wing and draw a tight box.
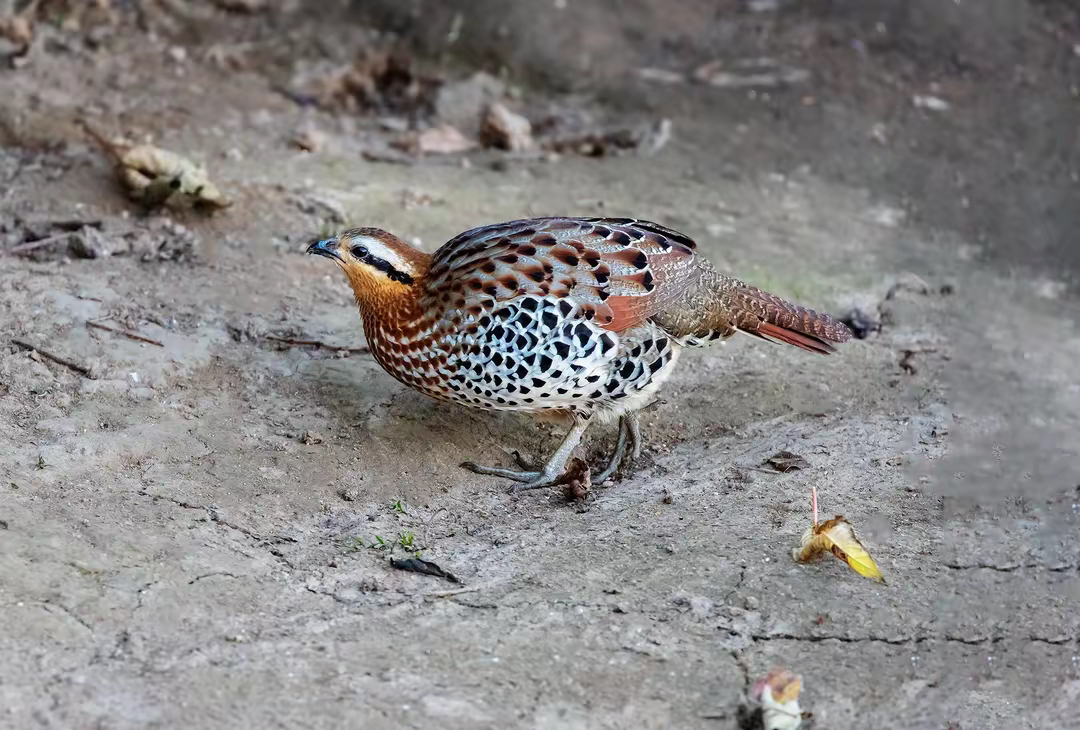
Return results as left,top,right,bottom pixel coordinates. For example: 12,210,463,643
422,217,701,332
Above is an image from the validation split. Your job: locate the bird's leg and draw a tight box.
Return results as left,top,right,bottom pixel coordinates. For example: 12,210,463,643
593,412,643,483
626,411,642,460
593,417,629,484
462,418,590,490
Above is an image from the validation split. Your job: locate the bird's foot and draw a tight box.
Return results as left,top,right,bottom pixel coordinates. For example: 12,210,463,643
459,461,560,491
457,462,561,490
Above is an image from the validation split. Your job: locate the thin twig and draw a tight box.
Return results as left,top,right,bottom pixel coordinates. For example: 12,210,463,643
11,338,94,378
811,485,818,528
423,585,483,599
86,321,164,347
3,232,74,256
263,335,369,353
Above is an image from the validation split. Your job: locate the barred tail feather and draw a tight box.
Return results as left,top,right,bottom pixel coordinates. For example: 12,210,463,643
733,286,852,355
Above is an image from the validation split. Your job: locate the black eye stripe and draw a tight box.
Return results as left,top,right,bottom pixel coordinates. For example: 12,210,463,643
351,245,415,286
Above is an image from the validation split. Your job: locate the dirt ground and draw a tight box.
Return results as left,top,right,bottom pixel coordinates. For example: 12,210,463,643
2,1,1079,728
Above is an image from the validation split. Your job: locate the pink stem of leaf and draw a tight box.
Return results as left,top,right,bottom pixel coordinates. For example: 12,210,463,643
811,486,818,527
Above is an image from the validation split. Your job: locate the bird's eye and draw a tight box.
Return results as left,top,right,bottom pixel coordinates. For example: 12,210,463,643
350,245,368,259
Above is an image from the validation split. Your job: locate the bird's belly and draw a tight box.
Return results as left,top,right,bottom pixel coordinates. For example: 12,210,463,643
367,299,683,417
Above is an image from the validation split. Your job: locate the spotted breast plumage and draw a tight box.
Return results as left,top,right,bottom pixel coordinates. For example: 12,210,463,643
307,217,852,489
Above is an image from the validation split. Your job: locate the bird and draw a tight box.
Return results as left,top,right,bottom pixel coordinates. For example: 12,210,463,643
307,217,852,490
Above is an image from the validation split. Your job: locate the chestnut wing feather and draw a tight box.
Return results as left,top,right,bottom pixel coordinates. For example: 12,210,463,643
422,217,701,332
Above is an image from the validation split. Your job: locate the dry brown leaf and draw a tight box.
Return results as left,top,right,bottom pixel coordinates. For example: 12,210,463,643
81,123,230,210
792,488,885,583
557,457,591,502
765,450,810,472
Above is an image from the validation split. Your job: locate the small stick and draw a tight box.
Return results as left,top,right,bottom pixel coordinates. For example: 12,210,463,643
811,485,818,528
86,321,164,347
263,335,368,353
423,585,483,599
11,338,94,378
3,232,74,256
77,119,127,163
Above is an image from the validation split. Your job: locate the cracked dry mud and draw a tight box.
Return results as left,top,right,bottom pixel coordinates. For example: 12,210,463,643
2,2,1080,729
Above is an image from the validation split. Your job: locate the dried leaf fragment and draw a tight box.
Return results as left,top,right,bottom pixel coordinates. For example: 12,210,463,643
794,515,885,583
557,457,591,502
81,123,230,210
765,450,809,472
750,668,805,730
390,557,460,583
116,144,231,209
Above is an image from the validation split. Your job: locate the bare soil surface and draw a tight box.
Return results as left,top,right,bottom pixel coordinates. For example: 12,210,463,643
2,2,1078,729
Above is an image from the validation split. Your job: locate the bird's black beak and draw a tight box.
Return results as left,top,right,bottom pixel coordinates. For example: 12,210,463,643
307,237,343,262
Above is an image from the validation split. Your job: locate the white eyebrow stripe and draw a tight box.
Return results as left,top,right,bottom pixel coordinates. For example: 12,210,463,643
349,236,415,274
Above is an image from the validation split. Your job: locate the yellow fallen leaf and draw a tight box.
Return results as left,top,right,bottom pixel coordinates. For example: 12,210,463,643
793,515,885,583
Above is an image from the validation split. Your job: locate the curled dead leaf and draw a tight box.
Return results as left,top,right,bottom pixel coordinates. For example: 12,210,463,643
793,514,885,583
557,457,591,502
81,122,230,210
765,450,810,472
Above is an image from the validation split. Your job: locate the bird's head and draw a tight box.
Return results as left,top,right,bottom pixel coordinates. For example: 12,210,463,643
307,227,429,309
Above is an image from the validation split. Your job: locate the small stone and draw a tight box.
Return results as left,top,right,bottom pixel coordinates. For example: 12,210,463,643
688,596,714,620
479,102,534,152
68,227,118,259
339,486,363,502
743,595,760,611
302,430,324,445
912,94,950,111
292,127,326,153
886,272,932,299
841,307,880,339
434,72,506,134
415,124,477,155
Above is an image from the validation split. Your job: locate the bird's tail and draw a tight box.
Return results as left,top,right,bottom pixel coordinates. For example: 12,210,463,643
730,285,852,355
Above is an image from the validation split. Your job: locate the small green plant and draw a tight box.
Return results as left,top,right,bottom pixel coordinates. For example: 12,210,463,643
343,536,365,551
391,499,406,513
397,532,415,550
373,535,388,549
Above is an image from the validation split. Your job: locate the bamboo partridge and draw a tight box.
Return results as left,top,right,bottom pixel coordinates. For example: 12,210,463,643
308,217,852,489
